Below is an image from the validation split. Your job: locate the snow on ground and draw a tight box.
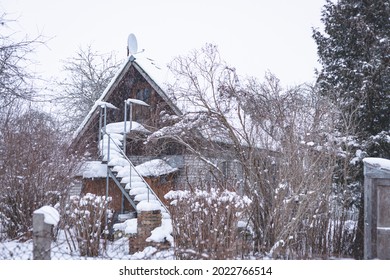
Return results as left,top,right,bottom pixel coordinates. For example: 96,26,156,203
146,218,173,244
0,230,174,260
113,218,137,235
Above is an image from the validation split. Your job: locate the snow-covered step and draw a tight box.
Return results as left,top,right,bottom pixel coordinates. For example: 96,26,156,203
106,121,150,135
129,187,149,196
128,176,144,183
125,181,148,190
102,152,123,162
134,193,157,202
111,165,125,173
108,158,130,167
120,175,144,185
100,133,123,147
115,166,138,178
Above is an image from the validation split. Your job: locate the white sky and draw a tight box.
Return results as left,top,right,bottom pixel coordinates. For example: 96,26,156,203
1,0,326,87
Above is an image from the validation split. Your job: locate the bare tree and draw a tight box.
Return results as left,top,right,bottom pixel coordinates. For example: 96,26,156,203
0,13,44,109
0,109,79,240
56,45,121,131
148,44,353,259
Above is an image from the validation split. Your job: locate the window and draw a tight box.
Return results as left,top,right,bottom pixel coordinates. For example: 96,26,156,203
136,88,151,103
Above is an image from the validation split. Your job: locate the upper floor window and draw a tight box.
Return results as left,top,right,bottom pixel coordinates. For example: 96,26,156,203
136,88,151,103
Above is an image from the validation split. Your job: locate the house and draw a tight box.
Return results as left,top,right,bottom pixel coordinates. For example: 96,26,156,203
70,42,275,254
72,53,185,219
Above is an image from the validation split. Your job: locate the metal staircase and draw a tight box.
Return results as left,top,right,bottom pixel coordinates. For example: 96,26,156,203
97,102,170,222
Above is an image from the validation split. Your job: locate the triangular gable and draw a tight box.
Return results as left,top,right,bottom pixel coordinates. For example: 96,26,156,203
72,55,182,145
132,60,182,116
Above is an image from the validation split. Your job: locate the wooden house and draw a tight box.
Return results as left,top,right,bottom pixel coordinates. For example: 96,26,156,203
72,54,186,219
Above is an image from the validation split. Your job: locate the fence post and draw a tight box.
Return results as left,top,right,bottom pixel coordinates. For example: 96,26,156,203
33,206,60,260
33,213,52,260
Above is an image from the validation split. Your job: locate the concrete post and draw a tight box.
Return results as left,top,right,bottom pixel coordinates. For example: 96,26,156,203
33,213,53,260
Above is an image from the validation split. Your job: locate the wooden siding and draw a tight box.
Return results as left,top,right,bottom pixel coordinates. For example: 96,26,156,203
82,178,134,213
144,173,177,206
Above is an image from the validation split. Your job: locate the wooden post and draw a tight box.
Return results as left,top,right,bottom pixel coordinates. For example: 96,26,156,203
33,213,53,260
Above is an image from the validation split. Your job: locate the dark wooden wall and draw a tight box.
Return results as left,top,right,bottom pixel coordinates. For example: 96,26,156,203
81,178,134,213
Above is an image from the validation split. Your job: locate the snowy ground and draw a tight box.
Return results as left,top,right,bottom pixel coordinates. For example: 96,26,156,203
0,230,174,260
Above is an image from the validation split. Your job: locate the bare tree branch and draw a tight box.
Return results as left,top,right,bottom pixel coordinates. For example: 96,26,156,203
54,45,121,131
0,13,45,108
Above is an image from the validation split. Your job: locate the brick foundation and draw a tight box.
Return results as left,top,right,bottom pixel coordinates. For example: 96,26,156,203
129,209,171,254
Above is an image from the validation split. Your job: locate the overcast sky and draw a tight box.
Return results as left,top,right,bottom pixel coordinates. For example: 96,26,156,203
1,0,326,87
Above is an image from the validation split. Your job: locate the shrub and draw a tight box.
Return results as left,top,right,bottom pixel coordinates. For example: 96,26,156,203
64,193,112,257
165,186,251,259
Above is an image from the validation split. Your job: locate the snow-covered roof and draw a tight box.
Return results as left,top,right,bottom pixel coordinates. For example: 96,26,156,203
135,159,178,177
78,161,107,178
106,121,151,135
72,55,182,143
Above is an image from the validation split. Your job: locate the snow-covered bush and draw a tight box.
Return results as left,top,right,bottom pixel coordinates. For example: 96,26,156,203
64,193,112,257
165,186,251,259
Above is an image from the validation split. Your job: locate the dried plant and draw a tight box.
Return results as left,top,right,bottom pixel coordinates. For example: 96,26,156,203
63,193,112,257
165,184,251,259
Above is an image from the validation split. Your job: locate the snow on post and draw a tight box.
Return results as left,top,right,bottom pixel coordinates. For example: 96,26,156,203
363,157,390,174
126,98,150,107
136,200,162,212
95,100,118,110
33,205,60,226
33,206,60,260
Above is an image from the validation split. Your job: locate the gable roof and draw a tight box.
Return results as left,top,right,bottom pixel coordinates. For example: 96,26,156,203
72,55,182,144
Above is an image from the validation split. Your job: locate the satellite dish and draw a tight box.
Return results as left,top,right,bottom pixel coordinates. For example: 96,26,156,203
127,33,138,56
